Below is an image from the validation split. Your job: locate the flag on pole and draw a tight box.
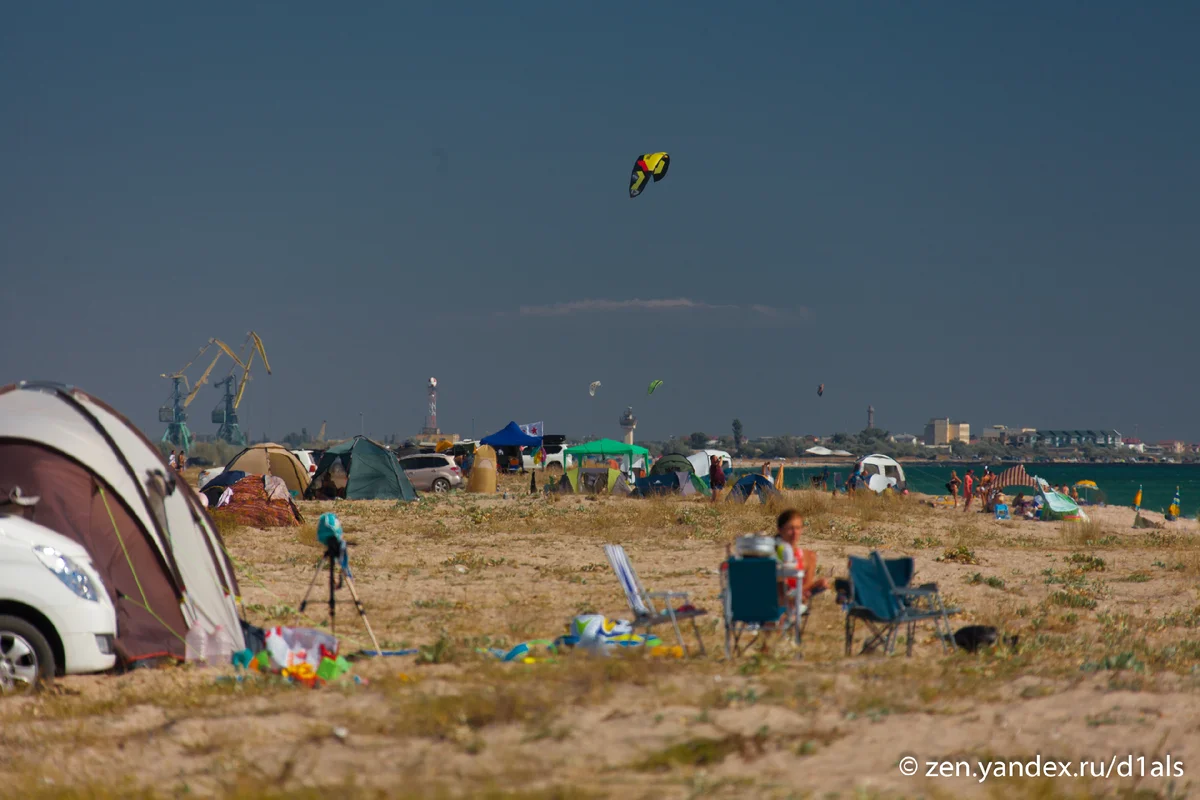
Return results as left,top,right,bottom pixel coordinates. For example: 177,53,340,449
534,446,545,466
1169,486,1181,518
519,421,544,438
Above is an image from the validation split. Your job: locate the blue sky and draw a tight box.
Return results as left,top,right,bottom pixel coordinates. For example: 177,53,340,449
2,2,1198,442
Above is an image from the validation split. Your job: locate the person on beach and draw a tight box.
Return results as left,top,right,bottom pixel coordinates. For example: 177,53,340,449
775,509,829,603
709,455,726,502
177,451,186,471
963,469,975,512
168,450,177,470
946,470,962,507
762,462,773,483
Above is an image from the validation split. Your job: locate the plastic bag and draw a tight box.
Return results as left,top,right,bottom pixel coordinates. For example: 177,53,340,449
263,626,339,670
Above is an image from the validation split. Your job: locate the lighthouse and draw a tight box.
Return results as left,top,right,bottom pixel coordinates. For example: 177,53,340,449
619,407,637,445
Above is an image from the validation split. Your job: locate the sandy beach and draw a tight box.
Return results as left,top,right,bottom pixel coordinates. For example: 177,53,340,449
2,474,1198,799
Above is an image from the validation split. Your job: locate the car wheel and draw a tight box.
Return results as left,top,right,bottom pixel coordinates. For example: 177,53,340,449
0,616,55,694
432,477,451,493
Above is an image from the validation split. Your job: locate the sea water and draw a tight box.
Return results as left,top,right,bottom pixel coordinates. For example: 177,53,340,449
730,463,1200,516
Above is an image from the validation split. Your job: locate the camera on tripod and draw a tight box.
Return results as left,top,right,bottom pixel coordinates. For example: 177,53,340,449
299,512,382,655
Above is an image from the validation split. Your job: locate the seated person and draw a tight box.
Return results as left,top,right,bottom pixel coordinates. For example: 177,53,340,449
775,509,828,602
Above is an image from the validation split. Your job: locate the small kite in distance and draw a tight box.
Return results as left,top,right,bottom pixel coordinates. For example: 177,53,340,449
647,379,663,395
589,381,601,397
629,152,670,198
817,384,824,397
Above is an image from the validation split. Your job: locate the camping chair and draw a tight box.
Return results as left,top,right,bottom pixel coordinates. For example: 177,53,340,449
994,503,1011,521
844,552,959,656
721,558,805,658
603,544,707,656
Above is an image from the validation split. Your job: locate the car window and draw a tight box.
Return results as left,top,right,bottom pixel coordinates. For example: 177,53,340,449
401,457,433,470
543,445,561,455
884,465,900,479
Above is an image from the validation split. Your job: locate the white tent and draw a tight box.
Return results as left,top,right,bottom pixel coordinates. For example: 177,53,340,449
688,449,732,478
857,454,907,492
0,383,244,661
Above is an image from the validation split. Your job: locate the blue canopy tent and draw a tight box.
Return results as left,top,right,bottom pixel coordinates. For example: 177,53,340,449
726,473,782,504
480,422,542,473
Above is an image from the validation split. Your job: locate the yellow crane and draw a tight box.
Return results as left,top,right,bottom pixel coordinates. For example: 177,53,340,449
159,338,243,452
212,331,271,446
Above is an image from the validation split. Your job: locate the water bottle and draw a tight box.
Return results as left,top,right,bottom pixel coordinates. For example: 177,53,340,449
185,626,208,664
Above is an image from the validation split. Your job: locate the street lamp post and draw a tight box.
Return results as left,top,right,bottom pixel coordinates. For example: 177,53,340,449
360,412,364,437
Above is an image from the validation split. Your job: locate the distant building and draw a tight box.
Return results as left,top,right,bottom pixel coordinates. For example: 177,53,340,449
1035,430,1122,448
890,433,920,445
981,426,1039,445
1123,438,1146,454
924,418,970,446
1160,440,1187,455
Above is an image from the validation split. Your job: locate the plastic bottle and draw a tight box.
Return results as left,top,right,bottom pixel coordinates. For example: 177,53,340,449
185,626,208,664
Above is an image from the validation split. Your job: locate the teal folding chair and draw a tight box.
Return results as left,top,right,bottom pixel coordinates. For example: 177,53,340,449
844,552,959,656
994,504,1011,520
722,558,799,658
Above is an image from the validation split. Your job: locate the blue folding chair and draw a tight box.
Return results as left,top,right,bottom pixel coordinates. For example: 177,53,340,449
994,504,1011,520
722,558,801,658
844,552,959,656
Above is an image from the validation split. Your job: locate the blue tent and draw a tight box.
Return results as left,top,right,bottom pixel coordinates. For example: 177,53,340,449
480,421,542,448
726,473,782,504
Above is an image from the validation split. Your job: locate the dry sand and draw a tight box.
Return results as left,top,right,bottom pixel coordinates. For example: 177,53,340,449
3,478,1200,799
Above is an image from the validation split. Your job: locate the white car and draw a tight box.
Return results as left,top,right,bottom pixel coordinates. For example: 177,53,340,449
291,449,318,476
0,516,117,691
520,436,573,472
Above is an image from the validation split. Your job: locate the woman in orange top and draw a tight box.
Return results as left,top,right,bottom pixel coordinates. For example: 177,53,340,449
776,510,828,601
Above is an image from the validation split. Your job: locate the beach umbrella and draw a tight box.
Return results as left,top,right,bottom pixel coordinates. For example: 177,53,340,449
1168,486,1181,519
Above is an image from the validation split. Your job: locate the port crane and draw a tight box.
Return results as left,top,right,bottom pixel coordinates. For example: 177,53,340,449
159,339,244,452
212,331,271,446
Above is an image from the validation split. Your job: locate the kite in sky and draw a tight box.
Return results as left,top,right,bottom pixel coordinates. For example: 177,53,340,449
589,381,601,397
647,379,663,395
817,384,824,397
629,152,670,198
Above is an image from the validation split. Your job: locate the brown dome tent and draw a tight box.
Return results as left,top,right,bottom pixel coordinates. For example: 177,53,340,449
225,443,311,495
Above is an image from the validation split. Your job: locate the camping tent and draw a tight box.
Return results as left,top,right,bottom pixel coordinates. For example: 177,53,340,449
634,472,710,498
565,439,650,471
687,449,732,478
555,466,632,496
0,382,244,664
650,453,694,476
215,475,303,527
726,473,782,504
225,443,311,495
480,422,542,448
857,454,906,493
306,436,418,501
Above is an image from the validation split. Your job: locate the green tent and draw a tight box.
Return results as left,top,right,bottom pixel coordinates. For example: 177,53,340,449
306,436,418,501
650,453,694,476
565,439,650,461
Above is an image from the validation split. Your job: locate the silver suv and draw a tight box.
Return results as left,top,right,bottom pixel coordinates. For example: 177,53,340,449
398,453,462,493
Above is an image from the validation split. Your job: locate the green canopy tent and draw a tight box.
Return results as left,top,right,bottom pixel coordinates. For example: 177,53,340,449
306,436,418,501
565,439,650,462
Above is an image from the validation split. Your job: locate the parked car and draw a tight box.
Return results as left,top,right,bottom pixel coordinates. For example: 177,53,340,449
398,453,462,492
0,515,117,691
290,449,318,475
521,434,573,472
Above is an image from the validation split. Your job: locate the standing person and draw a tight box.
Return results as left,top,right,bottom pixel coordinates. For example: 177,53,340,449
821,466,830,492
168,450,177,470
946,470,962,507
709,454,726,502
762,462,774,483
846,464,862,496
177,451,186,471
963,469,976,512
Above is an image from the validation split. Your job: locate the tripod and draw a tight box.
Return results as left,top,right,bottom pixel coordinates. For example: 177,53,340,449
298,538,383,655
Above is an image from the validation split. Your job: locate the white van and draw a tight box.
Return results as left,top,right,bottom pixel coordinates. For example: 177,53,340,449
0,515,117,691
